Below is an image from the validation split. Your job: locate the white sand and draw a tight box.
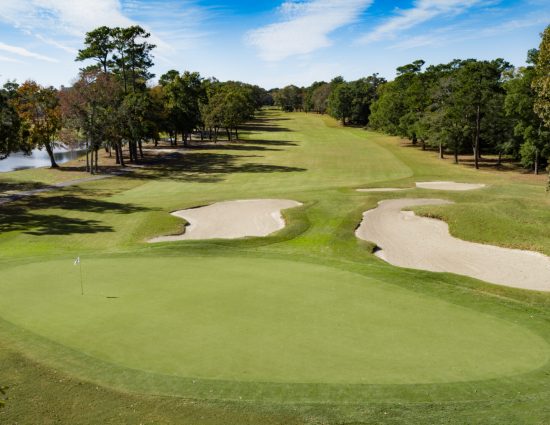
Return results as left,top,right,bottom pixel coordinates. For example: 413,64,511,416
356,198,550,291
416,181,486,191
149,199,302,242
357,188,406,192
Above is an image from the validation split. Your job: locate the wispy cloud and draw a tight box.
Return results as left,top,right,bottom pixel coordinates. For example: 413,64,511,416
0,0,211,61
390,12,550,49
359,0,485,44
246,0,372,61
1,0,134,36
0,55,23,63
0,41,57,62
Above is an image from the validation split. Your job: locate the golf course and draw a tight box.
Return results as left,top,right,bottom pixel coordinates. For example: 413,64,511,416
1,109,550,423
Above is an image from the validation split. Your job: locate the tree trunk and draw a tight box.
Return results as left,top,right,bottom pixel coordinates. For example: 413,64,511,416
138,140,144,159
454,140,459,164
95,148,99,174
44,141,59,168
421,139,426,151
133,141,139,163
497,152,502,167
474,104,481,170
439,142,444,159
118,143,125,167
235,127,239,140
115,144,120,164
535,148,539,175
226,128,231,141
86,141,90,172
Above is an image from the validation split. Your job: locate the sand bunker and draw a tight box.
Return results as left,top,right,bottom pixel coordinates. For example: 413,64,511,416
356,198,550,291
416,181,486,191
357,181,485,193
149,199,302,242
357,188,406,192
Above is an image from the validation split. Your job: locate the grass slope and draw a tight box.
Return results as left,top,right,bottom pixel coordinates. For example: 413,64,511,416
1,110,550,424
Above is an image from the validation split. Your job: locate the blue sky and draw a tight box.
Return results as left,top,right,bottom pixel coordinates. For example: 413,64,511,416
0,0,548,89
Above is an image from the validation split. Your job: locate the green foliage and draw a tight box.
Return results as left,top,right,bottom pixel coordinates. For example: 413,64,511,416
533,25,550,127
0,82,21,160
274,85,303,112
328,81,353,125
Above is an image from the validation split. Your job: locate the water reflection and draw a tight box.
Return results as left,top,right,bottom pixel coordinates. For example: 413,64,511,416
0,147,85,172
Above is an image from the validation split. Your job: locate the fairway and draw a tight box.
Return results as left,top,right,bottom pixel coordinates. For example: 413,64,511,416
3,110,550,423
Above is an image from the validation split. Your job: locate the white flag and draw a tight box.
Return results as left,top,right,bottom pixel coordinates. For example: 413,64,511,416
74,256,80,265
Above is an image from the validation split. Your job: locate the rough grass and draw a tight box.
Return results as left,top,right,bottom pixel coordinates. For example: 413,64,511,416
1,110,550,424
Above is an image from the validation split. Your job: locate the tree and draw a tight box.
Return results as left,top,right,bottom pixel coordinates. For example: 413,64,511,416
111,26,156,93
161,71,204,147
369,81,405,134
13,81,62,168
76,26,113,73
310,83,331,114
60,70,123,173
0,82,22,160
348,74,386,125
533,25,550,128
328,82,353,125
274,85,302,112
505,53,549,173
452,59,511,169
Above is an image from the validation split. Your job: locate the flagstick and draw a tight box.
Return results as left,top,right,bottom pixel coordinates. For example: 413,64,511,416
79,258,84,296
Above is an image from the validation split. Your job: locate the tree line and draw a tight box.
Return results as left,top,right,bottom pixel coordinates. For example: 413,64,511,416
271,25,550,174
1,24,548,176
0,25,270,173
271,74,386,126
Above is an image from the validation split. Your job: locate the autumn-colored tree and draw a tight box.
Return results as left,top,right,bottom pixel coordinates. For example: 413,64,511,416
13,81,62,168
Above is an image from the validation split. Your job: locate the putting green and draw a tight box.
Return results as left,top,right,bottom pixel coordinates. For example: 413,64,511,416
0,256,547,385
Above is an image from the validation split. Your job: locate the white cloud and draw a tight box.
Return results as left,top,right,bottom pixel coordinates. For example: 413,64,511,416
359,0,484,44
389,12,550,49
0,41,57,62
0,0,210,60
246,0,372,61
0,0,133,36
0,55,23,63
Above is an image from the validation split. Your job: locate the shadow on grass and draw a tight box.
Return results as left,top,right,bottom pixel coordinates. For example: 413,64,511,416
121,151,306,183
0,205,113,235
0,180,50,194
0,189,151,235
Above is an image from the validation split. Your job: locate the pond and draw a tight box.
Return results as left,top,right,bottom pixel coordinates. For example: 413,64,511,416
0,147,85,173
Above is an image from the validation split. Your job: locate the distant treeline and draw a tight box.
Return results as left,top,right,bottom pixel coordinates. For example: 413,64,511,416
271,24,550,173
0,24,548,176
0,26,272,173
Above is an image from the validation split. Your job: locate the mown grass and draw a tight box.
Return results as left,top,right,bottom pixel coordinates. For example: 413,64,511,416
1,110,550,424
